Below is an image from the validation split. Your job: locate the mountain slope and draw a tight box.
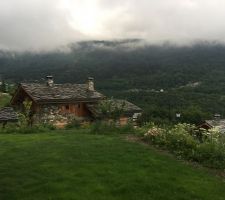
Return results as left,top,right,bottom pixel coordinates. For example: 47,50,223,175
1,40,225,123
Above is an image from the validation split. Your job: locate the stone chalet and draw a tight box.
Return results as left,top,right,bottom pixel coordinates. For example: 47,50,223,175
10,76,142,127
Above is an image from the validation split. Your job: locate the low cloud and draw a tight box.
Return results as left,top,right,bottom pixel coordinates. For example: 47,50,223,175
1,0,225,51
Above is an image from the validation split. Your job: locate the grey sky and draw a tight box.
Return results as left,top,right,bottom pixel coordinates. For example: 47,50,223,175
0,0,225,51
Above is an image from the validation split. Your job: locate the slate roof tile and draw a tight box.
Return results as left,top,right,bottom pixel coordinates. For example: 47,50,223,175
0,107,18,122
20,83,105,103
87,99,142,118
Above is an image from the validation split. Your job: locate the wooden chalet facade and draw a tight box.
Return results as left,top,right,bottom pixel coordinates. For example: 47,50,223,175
11,77,142,127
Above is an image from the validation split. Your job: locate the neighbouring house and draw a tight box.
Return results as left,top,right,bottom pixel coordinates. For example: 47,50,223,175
198,114,225,133
0,107,18,128
11,76,142,127
199,120,225,134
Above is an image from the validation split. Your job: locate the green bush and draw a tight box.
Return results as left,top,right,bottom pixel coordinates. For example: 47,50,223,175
143,123,225,169
194,133,225,169
144,126,167,146
66,119,81,129
166,124,198,158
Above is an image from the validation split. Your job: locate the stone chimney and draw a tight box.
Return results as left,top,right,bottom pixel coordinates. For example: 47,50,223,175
87,77,94,91
46,75,54,87
214,113,221,121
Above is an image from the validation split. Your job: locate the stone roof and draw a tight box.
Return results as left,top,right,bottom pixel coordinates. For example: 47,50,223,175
205,120,225,133
20,83,105,103
0,107,18,122
87,99,142,118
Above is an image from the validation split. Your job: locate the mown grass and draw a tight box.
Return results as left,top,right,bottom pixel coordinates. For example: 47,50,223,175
0,130,225,200
0,93,11,108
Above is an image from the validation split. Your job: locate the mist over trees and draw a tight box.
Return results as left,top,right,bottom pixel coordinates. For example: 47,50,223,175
1,40,225,124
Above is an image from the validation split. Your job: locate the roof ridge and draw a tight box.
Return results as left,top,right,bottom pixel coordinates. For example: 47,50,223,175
17,82,105,103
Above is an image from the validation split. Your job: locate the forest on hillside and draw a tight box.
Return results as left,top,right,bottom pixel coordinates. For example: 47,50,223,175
1,40,225,124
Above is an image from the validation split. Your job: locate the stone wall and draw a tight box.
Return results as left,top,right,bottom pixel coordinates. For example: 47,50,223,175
33,104,88,127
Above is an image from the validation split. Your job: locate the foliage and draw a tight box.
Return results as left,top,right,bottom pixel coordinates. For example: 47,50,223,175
65,118,81,129
97,98,125,121
0,80,7,93
2,42,225,124
181,106,208,124
0,93,11,108
22,99,32,117
22,99,33,126
143,123,225,169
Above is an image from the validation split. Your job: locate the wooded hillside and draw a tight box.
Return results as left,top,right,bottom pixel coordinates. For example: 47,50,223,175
1,40,225,123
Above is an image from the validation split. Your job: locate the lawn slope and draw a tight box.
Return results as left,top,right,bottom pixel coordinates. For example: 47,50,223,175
0,93,10,108
0,132,224,200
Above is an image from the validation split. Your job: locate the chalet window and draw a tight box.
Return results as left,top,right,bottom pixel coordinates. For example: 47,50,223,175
78,104,81,108
65,105,69,110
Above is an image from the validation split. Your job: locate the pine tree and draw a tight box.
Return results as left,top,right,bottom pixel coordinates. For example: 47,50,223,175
0,80,8,93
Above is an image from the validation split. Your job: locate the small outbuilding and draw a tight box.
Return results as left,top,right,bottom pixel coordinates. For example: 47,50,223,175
0,107,18,128
87,99,142,125
198,119,225,134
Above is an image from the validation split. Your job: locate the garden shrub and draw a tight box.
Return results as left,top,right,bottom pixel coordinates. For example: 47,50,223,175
194,131,225,169
166,124,198,158
144,126,166,146
66,119,81,129
143,123,225,169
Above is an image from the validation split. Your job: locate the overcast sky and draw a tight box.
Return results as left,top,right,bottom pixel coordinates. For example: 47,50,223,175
0,0,225,51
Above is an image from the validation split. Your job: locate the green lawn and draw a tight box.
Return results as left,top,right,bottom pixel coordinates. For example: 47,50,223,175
0,132,224,200
0,93,11,108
